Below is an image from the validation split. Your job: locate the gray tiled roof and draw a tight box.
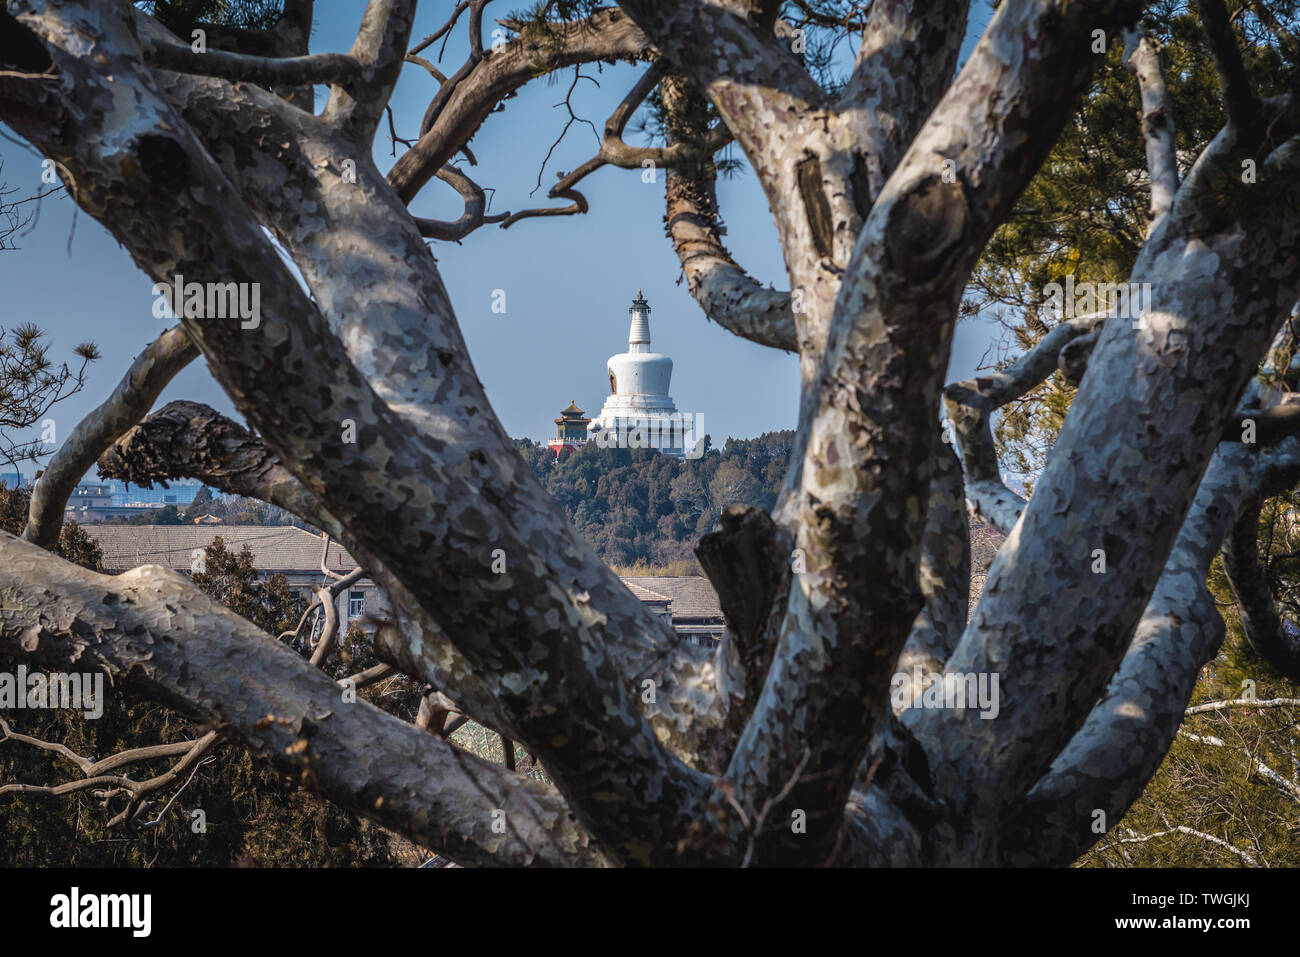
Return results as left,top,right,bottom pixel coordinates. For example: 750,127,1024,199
84,525,358,575
83,527,725,623
624,581,671,604
622,576,723,620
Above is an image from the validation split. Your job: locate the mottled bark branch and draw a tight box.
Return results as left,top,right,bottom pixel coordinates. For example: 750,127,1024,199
0,532,603,867
1221,498,1300,682
917,107,1300,862
994,321,1300,865
23,326,197,548
94,401,539,739
696,504,790,741
97,400,728,782
1058,328,1099,385
98,399,304,514
723,0,1145,865
898,440,970,680
140,31,358,87
838,0,970,206
13,2,708,866
663,167,797,352
1123,27,1179,236
658,74,796,352
995,441,1290,865
945,313,1106,534
322,0,417,145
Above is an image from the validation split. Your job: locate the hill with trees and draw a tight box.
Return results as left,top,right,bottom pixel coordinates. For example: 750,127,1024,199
515,431,793,569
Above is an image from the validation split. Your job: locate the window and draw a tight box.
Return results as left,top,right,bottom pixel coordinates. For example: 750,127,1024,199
348,591,365,618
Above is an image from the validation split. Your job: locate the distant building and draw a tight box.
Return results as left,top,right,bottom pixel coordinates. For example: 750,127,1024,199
621,576,725,649
0,470,27,490
61,482,117,523
80,525,727,647
67,483,112,509
548,400,591,458
102,478,206,507
83,525,384,633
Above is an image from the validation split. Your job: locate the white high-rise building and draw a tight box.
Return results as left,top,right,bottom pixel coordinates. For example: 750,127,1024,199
590,292,701,459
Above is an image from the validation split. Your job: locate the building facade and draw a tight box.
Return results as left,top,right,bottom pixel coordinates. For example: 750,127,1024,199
547,400,591,458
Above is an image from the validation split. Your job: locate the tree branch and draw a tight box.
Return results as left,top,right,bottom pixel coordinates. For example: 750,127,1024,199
0,531,603,866
1197,0,1262,137
322,0,417,146
944,313,1105,534
1123,27,1180,236
898,439,970,679
23,325,196,548
388,8,653,205
1221,497,1300,682
140,32,359,88
414,163,509,241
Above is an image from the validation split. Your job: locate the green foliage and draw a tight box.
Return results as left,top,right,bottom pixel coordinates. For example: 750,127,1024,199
140,0,283,32
0,324,98,469
190,536,303,635
515,431,792,567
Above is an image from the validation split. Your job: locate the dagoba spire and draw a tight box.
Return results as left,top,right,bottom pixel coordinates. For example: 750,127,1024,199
628,289,652,353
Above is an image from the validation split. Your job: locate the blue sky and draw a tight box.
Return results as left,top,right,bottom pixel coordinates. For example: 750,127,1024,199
0,2,998,473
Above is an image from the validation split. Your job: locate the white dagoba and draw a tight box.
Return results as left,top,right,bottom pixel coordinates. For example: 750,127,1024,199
590,291,697,458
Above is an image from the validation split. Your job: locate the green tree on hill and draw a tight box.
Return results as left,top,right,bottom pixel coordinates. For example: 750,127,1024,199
515,430,794,568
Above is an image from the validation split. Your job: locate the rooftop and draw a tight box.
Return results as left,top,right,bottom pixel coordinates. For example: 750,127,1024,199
81,526,726,622
84,525,356,575
621,576,722,620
